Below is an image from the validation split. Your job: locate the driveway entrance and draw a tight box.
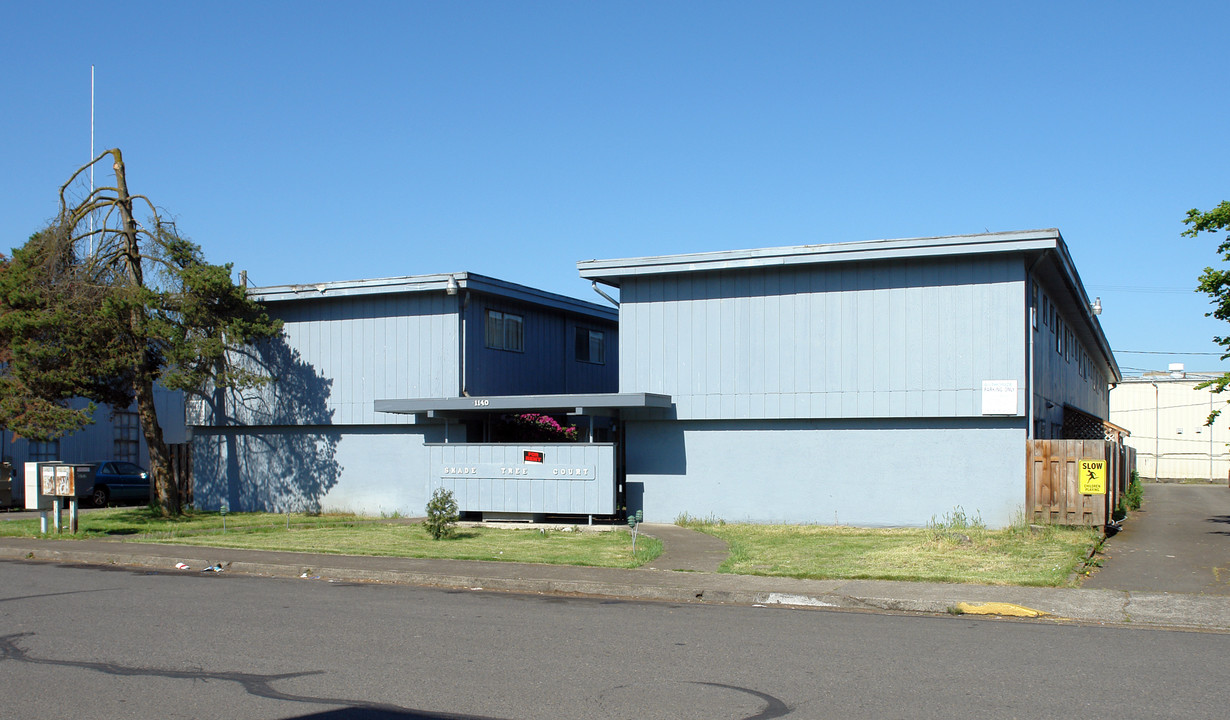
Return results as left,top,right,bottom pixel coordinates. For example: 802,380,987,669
1083,483,1230,595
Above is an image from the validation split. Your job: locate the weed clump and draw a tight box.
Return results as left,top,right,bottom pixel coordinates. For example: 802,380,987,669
926,507,986,545
675,512,725,528
1125,471,1143,511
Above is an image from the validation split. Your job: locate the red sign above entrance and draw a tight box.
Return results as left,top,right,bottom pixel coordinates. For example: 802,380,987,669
523,450,544,464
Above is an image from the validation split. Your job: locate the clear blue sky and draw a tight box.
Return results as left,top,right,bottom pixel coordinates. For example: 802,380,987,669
3,2,1227,377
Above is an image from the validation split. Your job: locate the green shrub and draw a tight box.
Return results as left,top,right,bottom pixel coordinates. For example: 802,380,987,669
424,488,459,540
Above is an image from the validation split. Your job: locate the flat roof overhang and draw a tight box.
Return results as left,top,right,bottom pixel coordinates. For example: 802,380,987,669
375,393,673,420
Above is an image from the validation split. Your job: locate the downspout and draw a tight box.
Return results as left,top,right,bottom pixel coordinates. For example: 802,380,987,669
460,291,470,397
1026,256,1046,440
447,274,468,398
1152,380,1159,480
591,281,619,308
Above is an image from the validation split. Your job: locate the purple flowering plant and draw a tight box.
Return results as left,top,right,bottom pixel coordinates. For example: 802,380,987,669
493,413,578,442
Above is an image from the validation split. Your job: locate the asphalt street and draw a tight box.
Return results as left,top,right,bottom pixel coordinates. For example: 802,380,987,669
3,560,1229,720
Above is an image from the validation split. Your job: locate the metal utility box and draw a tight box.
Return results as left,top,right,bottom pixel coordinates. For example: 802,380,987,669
25,462,95,510
0,462,12,508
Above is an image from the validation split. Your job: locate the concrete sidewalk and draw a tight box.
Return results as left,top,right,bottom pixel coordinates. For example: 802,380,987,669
3,523,1230,632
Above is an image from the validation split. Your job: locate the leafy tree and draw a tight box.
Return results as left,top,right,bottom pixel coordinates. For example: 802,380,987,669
0,227,134,440
0,149,281,515
1189,202,1230,401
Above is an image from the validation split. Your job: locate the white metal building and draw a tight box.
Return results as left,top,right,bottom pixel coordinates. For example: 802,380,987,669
1110,368,1230,482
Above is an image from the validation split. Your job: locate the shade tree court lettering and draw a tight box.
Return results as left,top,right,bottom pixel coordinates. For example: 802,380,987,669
441,464,594,480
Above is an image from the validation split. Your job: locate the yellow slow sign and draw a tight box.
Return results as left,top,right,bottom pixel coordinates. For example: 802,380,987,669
1079,459,1107,495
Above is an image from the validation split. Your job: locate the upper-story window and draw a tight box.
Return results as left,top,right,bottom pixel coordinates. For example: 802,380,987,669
576,327,605,364
485,309,524,352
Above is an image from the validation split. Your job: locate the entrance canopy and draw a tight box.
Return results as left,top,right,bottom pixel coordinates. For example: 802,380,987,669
374,392,673,420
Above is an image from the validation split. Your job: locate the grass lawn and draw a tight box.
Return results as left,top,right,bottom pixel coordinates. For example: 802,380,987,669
681,520,1101,587
141,523,661,568
2,507,1099,584
0,507,356,538
0,508,661,569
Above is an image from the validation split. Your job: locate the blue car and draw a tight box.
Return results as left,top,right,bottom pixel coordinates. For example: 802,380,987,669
89,462,150,507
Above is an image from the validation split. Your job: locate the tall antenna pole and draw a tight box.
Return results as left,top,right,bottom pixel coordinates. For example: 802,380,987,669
89,64,95,255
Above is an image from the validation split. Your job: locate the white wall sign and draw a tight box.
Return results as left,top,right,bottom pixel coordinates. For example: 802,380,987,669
981,380,1018,415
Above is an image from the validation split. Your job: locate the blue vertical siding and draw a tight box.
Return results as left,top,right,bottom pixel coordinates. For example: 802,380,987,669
220,293,458,427
464,295,617,397
5,390,185,472
1030,276,1111,435
619,256,1027,420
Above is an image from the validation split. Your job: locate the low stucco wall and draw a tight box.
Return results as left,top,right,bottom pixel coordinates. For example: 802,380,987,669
624,417,1027,528
192,425,452,516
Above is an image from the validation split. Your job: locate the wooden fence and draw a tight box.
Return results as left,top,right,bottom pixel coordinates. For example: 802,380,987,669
166,442,193,508
1027,440,1136,526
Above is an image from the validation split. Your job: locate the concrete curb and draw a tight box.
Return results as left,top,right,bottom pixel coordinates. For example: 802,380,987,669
4,543,1229,632
0,543,817,607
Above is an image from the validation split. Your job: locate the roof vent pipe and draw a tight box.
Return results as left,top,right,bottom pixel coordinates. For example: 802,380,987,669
591,281,619,308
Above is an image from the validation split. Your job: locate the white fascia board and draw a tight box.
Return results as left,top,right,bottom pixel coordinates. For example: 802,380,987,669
249,273,454,302
1044,237,1122,383
578,229,1062,284
461,274,617,322
249,272,616,323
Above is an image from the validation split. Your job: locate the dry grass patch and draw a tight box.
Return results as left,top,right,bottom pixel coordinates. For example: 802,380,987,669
686,521,1099,587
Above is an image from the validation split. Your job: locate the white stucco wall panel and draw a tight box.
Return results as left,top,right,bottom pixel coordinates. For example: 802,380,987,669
625,418,1026,528
192,425,460,516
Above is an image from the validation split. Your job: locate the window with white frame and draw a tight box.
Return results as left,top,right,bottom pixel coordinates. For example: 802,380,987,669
485,309,524,352
575,327,605,364
114,410,140,463
29,439,59,462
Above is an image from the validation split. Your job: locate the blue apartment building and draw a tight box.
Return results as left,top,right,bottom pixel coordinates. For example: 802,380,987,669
187,230,1118,528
